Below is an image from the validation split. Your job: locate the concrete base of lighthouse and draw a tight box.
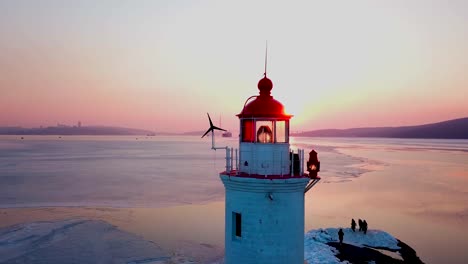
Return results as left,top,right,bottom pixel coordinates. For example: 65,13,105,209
220,174,310,264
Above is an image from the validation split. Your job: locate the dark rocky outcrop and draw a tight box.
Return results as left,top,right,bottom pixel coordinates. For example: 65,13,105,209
327,240,424,264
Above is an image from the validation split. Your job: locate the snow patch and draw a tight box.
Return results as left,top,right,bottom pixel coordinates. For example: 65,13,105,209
304,228,401,264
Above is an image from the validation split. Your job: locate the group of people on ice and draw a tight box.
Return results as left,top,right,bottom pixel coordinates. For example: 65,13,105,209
351,218,368,234
337,218,369,246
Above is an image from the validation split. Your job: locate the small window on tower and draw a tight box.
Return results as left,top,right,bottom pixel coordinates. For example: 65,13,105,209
233,212,242,238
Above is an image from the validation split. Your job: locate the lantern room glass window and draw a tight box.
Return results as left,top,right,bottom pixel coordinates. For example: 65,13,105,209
276,120,288,143
256,121,274,143
241,119,289,143
241,119,254,142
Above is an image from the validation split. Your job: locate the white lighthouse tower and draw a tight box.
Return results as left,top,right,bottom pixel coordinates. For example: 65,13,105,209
215,73,320,264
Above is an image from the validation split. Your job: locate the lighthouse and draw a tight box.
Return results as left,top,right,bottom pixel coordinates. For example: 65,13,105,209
215,73,320,264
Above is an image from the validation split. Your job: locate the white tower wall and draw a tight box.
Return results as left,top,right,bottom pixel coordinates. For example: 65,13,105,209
220,175,309,264
239,143,290,176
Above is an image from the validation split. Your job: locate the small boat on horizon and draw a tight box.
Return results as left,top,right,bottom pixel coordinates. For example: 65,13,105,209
222,131,232,137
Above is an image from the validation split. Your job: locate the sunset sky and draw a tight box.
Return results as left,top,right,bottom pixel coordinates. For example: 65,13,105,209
1,0,467,133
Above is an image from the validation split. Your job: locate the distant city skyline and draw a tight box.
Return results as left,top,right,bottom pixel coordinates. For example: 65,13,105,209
1,1,467,133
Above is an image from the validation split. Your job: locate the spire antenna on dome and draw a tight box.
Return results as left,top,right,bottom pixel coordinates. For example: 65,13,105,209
264,41,268,77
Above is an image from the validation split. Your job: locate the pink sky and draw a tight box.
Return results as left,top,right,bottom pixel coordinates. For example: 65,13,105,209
1,1,467,133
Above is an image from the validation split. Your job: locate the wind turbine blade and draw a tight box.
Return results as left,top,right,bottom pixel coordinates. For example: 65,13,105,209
212,126,227,132
201,128,213,138
207,113,214,127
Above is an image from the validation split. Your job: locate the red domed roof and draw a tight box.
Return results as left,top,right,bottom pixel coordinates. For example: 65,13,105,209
237,76,292,119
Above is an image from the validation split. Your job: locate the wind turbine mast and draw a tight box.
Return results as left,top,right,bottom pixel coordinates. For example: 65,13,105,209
201,113,228,150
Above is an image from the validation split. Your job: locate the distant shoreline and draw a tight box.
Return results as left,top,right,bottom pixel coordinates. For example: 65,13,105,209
2,133,468,140
1,117,467,139
0,126,168,136
292,117,468,139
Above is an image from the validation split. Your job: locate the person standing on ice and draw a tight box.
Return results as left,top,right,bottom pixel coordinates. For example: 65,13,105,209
358,219,363,231
351,219,356,232
338,228,344,246
363,220,368,234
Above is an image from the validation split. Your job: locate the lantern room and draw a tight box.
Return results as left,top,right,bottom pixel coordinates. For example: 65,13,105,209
236,76,294,176
238,77,292,143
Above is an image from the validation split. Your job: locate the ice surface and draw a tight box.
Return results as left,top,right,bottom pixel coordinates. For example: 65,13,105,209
290,141,386,184
0,219,170,264
0,218,227,264
0,136,382,208
0,136,230,208
304,228,400,264
0,219,402,264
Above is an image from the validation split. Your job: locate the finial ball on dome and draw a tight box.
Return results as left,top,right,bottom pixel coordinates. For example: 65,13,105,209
257,76,273,96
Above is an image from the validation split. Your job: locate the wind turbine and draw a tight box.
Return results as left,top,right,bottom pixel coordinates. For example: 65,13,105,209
202,113,228,150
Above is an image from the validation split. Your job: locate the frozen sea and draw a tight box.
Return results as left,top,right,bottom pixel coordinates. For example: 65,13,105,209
1,135,468,263
0,135,378,208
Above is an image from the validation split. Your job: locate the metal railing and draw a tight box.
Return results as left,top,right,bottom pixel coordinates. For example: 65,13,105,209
225,147,238,172
223,147,306,176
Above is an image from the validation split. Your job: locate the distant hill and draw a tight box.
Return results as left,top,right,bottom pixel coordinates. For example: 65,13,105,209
0,126,157,136
292,117,468,139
